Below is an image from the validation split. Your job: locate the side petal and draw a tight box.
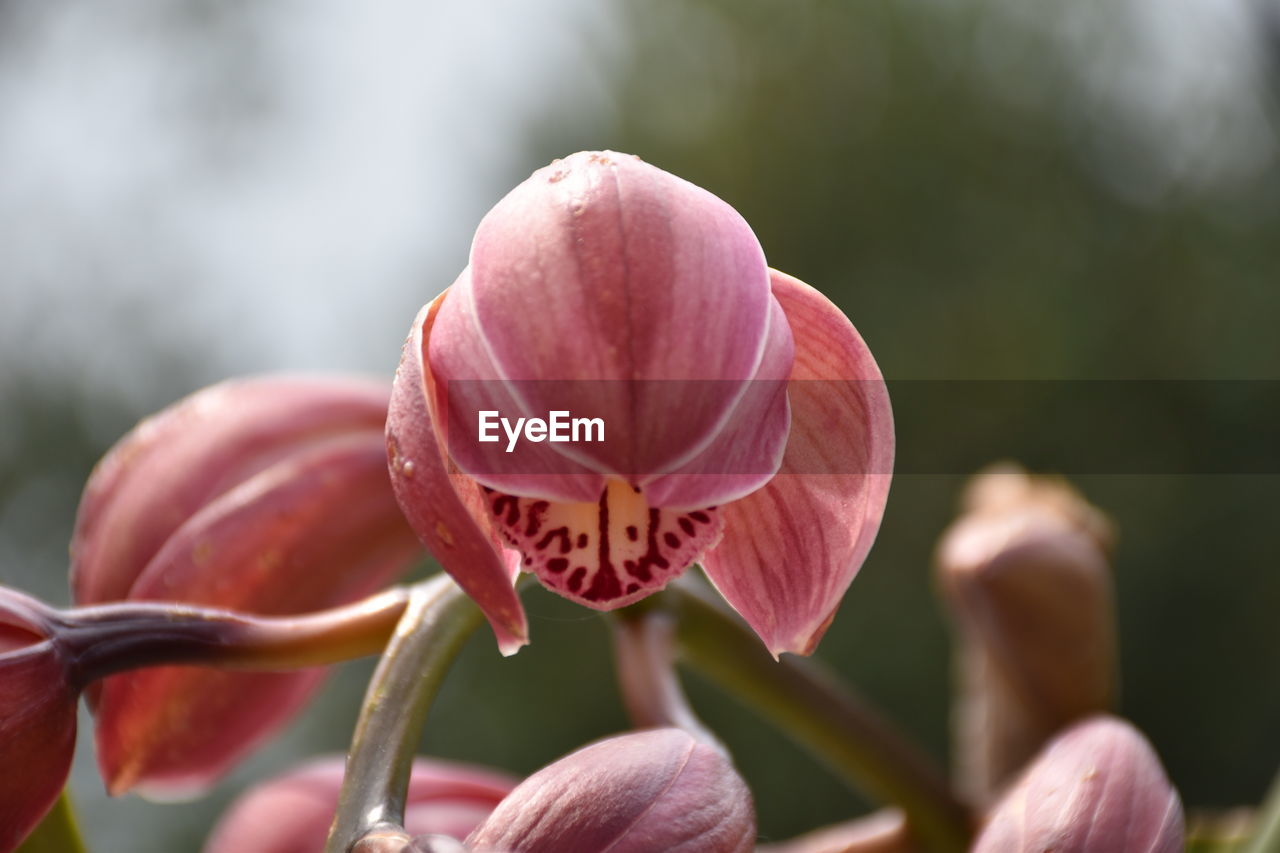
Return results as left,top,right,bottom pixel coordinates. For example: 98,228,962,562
468,151,775,480
643,294,794,508
388,295,529,655
94,432,421,796
0,642,78,853
467,728,755,853
701,270,894,656
71,375,391,606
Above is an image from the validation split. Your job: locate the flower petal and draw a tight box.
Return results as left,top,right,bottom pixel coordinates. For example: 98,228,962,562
95,432,421,796
428,270,608,502
701,270,894,656
388,295,528,655
0,641,78,853
643,293,794,508
467,728,755,853
483,480,723,610
467,151,776,480
204,756,516,853
71,375,391,606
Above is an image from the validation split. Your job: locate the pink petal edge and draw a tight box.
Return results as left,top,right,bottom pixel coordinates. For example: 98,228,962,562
388,293,528,656
701,270,894,657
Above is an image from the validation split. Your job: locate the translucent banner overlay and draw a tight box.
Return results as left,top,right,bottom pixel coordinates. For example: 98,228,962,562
443,380,1280,476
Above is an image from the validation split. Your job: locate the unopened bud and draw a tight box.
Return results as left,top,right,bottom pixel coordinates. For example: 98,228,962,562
467,728,755,853
936,465,1116,802
972,715,1184,853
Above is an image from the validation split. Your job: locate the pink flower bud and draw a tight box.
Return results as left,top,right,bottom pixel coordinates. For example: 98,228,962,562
973,716,1184,853
70,375,423,796
466,728,756,853
204,756,516,853
757,810,913,853
389,151,893,656
935,466,1116,801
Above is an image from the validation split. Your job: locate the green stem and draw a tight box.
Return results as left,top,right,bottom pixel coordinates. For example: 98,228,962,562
1244,769,1280,853
667,578,973,852
325,574,485,853
611,610,721,748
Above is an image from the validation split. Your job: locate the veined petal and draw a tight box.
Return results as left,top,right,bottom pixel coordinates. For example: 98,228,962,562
483,480,723,610
388,295,528,655
95,432,421,796
701,270,894,657
71,375,391,606
429,271,608,502
468,151,776,480
643,294,794,508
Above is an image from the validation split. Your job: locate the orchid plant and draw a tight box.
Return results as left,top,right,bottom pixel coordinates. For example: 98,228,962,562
0,151,1268,853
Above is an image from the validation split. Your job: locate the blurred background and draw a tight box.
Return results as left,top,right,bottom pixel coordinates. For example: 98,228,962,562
1,0,1278,849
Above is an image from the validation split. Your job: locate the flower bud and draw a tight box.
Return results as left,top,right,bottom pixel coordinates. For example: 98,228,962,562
204,756,516,853
70,375,423,796
467,728,755,853
935,465,1116,802
972,715,1184,853
0,597,78,853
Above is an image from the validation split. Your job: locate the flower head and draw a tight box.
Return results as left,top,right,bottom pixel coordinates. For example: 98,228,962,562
70,375,423,796
388,151,893,656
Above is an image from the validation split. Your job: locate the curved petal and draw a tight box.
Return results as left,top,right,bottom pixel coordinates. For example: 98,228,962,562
429,269,608,502
468,151,775,480
643,294,794,508
701,270,894,657
94,432,422,796
467,728,755,853
71,375,392,606
0,637,78,853
388,295,528,655
204,756,516,853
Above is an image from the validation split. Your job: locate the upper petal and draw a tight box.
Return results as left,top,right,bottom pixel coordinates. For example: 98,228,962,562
71,375,392,606
429,269,608,502
388,295,529,655
701,270,894,657
467,151,775,479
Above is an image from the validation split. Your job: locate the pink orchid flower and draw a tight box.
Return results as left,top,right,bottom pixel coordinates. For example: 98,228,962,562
388,151,893,656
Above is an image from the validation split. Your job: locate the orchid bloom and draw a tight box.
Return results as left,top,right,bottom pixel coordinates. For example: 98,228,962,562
70,375,422,796
388,151,893,656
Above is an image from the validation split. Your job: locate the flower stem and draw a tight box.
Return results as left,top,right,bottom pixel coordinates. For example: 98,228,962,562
667,577,973,852
325,573,484,853
611,610,721,748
